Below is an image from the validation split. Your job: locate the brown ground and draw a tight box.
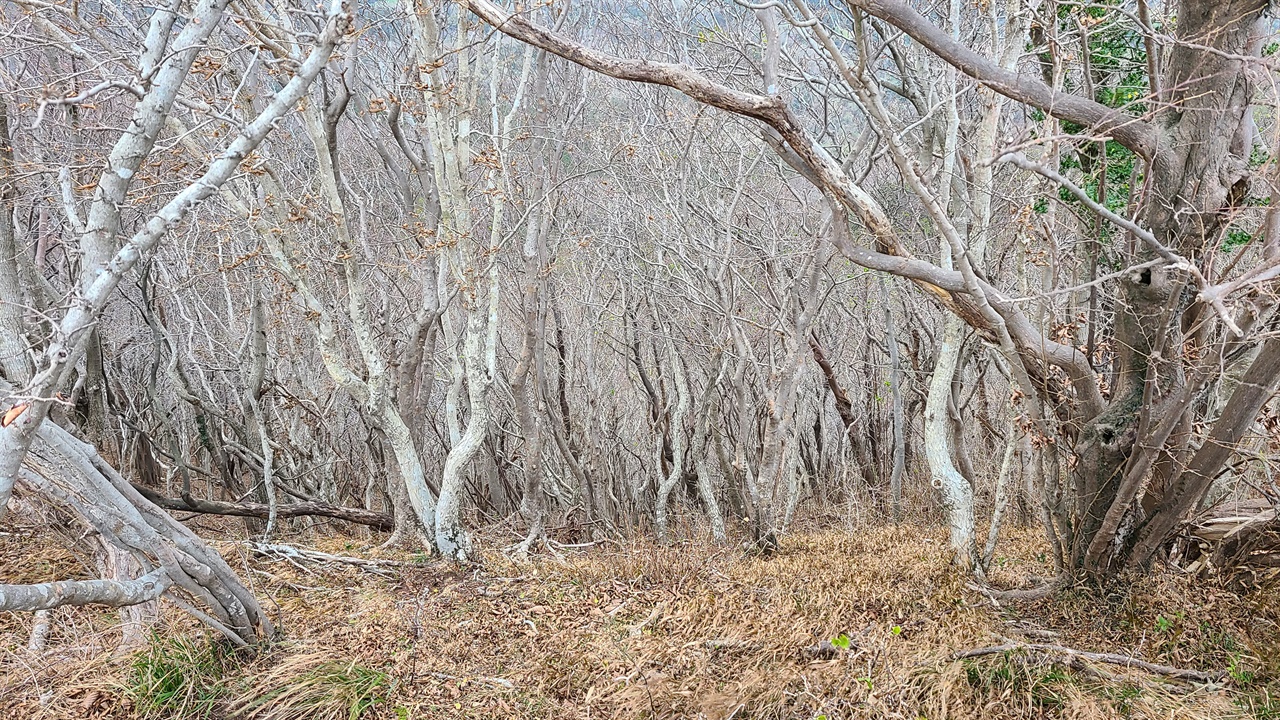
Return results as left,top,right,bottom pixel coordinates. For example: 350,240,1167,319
2,518,1277,719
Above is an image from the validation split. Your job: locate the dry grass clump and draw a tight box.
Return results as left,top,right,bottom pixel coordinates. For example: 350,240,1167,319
228,650,391,720
2,521,1277,719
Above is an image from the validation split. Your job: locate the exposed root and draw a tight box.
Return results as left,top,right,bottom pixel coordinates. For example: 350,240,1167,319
377,529,431,552
948,642,1225,683
504,525,551,560
743,528,781,556
967,576,1060,605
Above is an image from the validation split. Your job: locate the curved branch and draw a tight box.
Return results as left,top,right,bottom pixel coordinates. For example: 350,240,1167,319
851,0,1160,159
462,0,1105,421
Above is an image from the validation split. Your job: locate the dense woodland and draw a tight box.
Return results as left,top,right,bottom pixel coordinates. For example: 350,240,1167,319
1,0,1279,716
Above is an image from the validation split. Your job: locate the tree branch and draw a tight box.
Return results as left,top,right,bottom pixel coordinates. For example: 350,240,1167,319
0,568,170,612
852,0,1160,159
461,0,1105,421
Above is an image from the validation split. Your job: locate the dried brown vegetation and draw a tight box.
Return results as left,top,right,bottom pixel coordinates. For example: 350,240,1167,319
2,521,1277,719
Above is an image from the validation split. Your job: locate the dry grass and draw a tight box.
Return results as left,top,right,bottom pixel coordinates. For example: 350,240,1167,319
2,520,1277,719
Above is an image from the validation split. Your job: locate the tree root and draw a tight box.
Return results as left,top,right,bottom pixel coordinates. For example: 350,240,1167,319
966,577,1060,605
948,642,1224,683
504,524,550,560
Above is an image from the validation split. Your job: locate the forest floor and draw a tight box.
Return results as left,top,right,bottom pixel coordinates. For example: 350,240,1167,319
2,518,1278,719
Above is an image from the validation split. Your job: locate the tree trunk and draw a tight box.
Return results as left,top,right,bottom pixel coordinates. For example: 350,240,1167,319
654,335,690,543
0,99,33,385
436,305,492,562
925,316,980,570
23,421,272,645
692,354,728,542
883,281,906,519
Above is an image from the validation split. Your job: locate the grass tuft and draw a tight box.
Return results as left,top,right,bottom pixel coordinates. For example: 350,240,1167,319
122,633,235,719
229,651,390,720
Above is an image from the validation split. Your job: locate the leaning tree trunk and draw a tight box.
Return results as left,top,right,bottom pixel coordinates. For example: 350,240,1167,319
17,421,272,645
925,316,980,571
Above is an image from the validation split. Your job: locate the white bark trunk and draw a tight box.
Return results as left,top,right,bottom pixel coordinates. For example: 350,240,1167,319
97,539,158,648
983,423,1020,567
0,100,33,385
654,336,690,543
14,414,274,644
26,609,51,652
435,309,490,561
381,406,437,536
925,316,980,569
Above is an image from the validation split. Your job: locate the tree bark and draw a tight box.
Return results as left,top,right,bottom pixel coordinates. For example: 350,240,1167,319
0,568,170,613
883,281,906,518
809,335,878,493
0,97,34,385
654,334,690,543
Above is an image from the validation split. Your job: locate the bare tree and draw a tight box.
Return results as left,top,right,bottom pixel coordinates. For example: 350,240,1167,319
466,0,1280,580
0,0,351,642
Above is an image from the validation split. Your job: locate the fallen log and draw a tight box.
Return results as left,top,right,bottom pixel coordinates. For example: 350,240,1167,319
246,542,419,575
131,484,393,531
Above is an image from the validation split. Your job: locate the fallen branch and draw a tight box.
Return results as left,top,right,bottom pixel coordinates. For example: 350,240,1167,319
949,642,1223,683
246,542,424,577
26,609,51,651
628,602,667,637
1003,622,1060,640
132,484,393,530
